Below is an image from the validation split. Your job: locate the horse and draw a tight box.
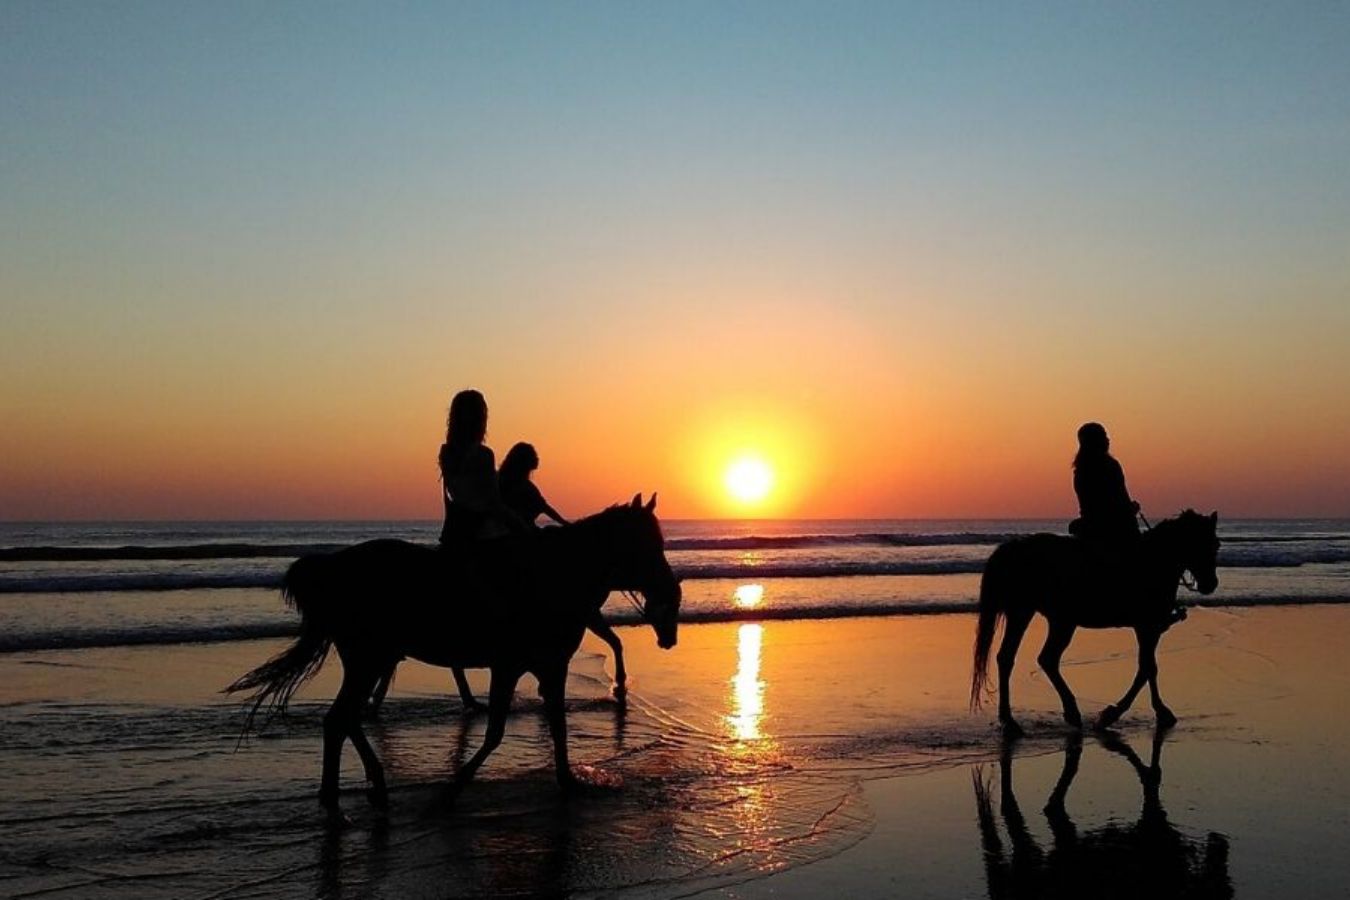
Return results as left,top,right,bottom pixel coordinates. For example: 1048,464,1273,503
973,731,1232,899
971,510,1219,735
227,494,681,817
364,606,630,714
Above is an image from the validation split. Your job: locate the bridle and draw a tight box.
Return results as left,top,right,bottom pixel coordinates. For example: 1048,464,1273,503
1139,509,1205,594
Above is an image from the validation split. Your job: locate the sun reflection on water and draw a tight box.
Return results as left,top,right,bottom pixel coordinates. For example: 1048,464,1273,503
733,583,764,609
728,623,765,741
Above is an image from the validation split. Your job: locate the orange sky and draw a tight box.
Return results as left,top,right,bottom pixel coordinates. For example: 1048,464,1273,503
4,7,1349,520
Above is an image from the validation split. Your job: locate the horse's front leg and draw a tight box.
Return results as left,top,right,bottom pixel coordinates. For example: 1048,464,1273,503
1145,643,1177,728
447,668,519,799
587,612,626,695
1096,628,1161,729
538,663,576,789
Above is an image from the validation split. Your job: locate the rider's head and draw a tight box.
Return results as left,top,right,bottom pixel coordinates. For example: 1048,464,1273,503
446,389,488,449
500,442,539,487
1076,422,1109,455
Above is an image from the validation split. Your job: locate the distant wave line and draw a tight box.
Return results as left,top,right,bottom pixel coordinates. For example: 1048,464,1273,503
3,531,1345,563
4,594,1349,653
3,551,1349,594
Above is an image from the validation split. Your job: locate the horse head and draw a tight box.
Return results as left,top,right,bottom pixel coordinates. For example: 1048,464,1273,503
1168,509,1220,595
599,493,682,649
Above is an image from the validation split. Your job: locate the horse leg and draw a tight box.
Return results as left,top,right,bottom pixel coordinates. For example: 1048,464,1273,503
1037,622,1082,728
1096,628,1161,729
1146,639,1177,728
321,661,378,815
1044,732,1082,849
587,612,626,695
452,667,487,713
996,608,1034,736
539,664,576,789
366,663,394,715
448,669,519,796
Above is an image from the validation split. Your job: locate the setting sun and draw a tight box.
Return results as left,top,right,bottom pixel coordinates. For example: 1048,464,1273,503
725,456,774,505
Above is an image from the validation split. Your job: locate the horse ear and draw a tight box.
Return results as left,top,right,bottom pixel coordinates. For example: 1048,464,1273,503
646,492,658,512
1210,511,1218,524
631,493,643,508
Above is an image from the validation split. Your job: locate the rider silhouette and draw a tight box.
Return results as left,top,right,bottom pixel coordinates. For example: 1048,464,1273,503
1069,422,1140,543
439,389,527,545
499,442,569,528
435,389,528,710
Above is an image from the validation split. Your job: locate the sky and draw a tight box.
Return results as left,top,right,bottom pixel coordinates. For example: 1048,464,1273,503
3,2,1348,520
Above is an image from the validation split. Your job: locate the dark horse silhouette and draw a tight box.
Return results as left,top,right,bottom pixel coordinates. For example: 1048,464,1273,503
973,731,1232,899
228,494,681,816
971,510,1219,734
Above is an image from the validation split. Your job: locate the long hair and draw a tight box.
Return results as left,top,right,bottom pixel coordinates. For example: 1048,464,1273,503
439,389,488,477
1073,421,1109,470
499,442,538,491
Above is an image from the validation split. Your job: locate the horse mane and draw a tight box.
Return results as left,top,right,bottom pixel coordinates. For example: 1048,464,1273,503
1149,509,1205,537
568,502,663,539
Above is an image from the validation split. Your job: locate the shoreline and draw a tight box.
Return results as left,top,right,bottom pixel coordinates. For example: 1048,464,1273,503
2,606,1348,897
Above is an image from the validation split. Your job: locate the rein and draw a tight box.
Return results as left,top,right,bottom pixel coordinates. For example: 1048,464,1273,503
620,588,648,619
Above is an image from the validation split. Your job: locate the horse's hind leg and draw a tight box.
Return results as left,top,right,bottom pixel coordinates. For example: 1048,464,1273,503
452,667,487,713
1037,622,1081,728
996,608,1034,735
1097,628,1161,729
448,669,519,797
587,612,626,694
321,662,382,814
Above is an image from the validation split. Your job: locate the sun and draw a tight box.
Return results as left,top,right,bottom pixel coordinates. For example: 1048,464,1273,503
724,456,774,505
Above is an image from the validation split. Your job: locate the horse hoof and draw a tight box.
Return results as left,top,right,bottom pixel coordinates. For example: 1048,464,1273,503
1064,710,1083,729
1156,708,1178,729
1095,706,1122,730
461,700,487,716
1000,719,1025,740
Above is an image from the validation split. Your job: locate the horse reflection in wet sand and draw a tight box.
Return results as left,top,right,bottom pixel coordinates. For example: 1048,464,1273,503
228,495,681,819
973,732,1232,899
972,511,1220,734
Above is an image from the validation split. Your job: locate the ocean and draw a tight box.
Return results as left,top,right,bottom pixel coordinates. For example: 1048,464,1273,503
1,517,1348,653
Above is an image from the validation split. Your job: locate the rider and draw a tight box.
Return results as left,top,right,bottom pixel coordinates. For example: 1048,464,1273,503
1068,423,1184,624
437,389,527,709
1068,422,1140,543
439,389,527,544
498,442,569,529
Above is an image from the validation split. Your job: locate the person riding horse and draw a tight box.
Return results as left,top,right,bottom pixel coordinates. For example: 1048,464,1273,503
1068,422,1140,544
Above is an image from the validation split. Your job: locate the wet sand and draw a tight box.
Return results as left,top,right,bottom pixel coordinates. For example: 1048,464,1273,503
2,606,1348,898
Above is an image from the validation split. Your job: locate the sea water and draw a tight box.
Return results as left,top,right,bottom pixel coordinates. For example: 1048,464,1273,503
2,518,1347,652
2,519,1348,897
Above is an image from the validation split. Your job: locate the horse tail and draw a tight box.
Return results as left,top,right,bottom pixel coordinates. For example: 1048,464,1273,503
970,543,1010,711
225,555,336,735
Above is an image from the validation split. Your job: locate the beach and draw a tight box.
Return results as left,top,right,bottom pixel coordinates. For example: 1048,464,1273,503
4,604,1348,898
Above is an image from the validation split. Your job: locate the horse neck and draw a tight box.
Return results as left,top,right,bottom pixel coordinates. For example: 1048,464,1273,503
1141,521,1188,585
545,513,626,608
